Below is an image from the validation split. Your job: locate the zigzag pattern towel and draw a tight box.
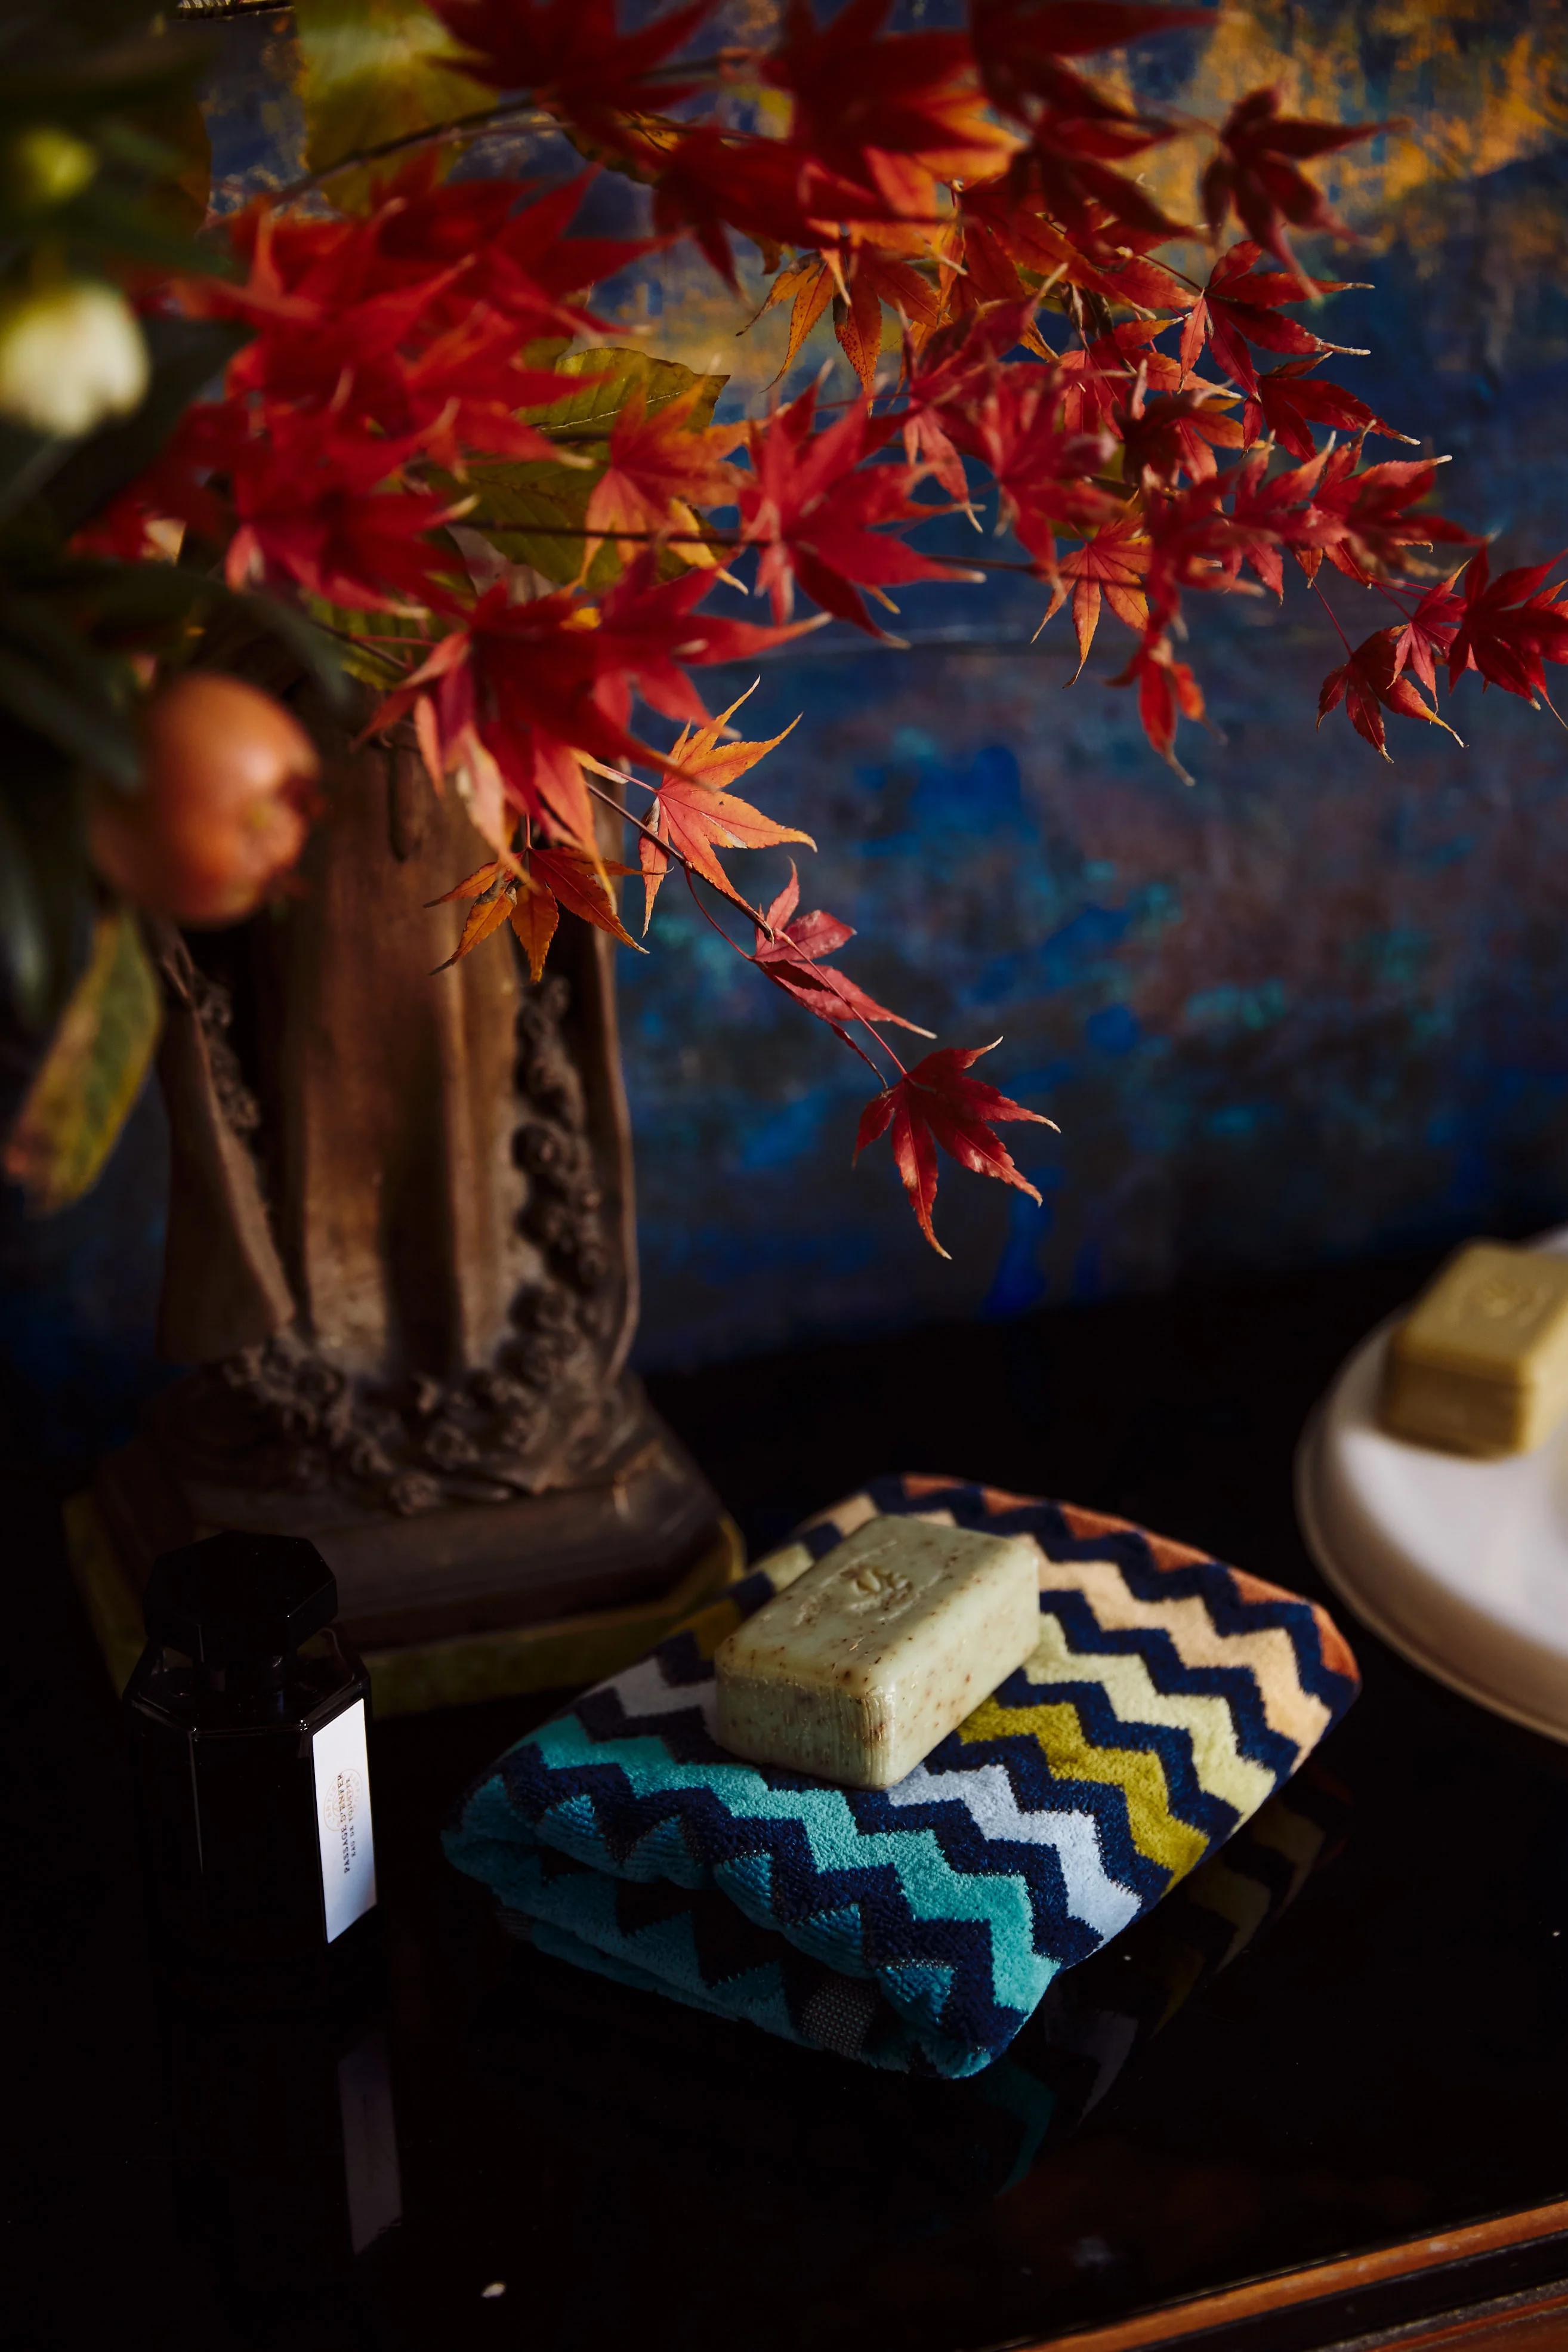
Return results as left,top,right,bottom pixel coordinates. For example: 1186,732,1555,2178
445,1476,1359,2076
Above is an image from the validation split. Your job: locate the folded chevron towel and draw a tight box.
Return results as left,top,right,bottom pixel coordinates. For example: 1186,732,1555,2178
444,1476,1359,2077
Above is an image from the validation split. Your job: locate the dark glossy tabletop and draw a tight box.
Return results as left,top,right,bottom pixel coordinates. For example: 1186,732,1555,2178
9,1255,1568,2352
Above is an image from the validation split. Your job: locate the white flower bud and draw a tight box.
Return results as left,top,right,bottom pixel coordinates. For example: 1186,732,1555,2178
0,280,149,439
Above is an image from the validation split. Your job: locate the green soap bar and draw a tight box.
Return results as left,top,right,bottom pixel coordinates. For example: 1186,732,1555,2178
713,1516,1041,1790
1381,1240,1568,1456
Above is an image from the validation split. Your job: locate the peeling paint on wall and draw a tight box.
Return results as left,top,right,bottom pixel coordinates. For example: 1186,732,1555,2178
7,0,1568,1459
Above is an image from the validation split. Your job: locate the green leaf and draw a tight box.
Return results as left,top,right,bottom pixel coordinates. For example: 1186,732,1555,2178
301,594,434,689
292,0,492,200
459,455,615,588
521,347,728,443
1,900,160,1213
459,348,730,585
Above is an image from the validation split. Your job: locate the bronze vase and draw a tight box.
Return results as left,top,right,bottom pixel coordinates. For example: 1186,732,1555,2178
88,695,734,1710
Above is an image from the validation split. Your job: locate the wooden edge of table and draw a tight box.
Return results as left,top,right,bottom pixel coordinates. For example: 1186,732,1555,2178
1020,2199,1568,2351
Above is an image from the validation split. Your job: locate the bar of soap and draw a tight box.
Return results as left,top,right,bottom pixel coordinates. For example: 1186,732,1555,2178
1381,1240,1568,1456
714,1517,1040,1789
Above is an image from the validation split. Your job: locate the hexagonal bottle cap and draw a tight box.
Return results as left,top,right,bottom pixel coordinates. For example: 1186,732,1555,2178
143,1531,338,1665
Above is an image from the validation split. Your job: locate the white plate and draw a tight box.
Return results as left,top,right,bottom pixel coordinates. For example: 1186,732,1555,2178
1295,1227,1568,1742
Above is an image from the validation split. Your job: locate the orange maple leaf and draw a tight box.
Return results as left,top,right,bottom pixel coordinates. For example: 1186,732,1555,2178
637,684,809,928
429,846,638,979
1038,514,1150,680
581,384,736,575
761,237,942,394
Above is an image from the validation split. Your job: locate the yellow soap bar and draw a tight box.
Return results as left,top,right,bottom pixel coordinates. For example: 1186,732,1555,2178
713,1517,1040,1790
1381,1241,1568,1456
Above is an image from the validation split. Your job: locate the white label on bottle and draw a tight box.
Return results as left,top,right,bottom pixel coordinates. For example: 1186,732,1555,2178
311,1697,376,1943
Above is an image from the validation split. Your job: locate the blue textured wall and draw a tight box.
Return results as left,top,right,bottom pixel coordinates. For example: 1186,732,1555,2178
5,0,1568,1461
611,0,1568,1362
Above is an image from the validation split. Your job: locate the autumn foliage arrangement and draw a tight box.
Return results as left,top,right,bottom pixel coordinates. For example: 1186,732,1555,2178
2,0,1563,1248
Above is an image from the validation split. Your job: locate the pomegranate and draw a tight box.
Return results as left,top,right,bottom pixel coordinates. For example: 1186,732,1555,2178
89,673,321,927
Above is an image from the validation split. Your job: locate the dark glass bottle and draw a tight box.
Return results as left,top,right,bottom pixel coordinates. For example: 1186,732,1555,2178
125,1530,379,1999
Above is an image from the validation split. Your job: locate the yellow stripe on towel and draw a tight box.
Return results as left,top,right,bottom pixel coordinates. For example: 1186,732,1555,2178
1017,1613,1279,1820
957,1695,1210,1878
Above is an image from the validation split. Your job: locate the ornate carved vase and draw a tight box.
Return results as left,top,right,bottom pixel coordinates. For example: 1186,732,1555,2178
89,691,731,1708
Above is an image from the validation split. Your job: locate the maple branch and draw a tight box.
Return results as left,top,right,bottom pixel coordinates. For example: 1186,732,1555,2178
495,520,1041,581
261,42,771,206
266,103,555,205
1368,578,1422,624
585,771,914,1069
680,869,895,1087
1312,579,1354,655
314,622,409,674
582,773,776,940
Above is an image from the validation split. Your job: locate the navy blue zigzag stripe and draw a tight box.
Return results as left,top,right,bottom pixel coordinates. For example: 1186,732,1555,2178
652,1569,776,1686
558,1689,1153,1954
536,1837,852,2047
971,1666,1242,1847
496,1744,1051,2049
1032,1586,1302,1778
842,1785,1133,1965
903,1727,1177,1910
887,1484,1354,1719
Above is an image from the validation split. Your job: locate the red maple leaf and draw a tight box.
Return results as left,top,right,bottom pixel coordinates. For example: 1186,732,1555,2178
634,685,810,924
432,0,714,148
763,0,1016,216
1242,358,1416,461
1017,114,1193,265
1446,546,1568,708
371,563,814,856
1310,446,1475,585
649,128,906,289
1200,86,1403,284
581,383,736,572
854,1041,1055,1257
1178,241,1364,400
1388,575,1464,694
1112,630,1206,779
1221,445,1341,597
962,365,1116,569
738,383,970,637
217,406,465,610
1135,479,1258,632
752,865,932,1038
1119,387,1245,488
1038,512,1150,677
1318,625,1462,757
1056,319,1194,438
225,169,640,360
947,180,1194,328
970,1,1209,121
899,297,1039,498
456,170,655,335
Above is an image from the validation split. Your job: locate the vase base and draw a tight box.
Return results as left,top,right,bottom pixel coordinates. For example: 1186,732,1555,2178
80,1388,743,1713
